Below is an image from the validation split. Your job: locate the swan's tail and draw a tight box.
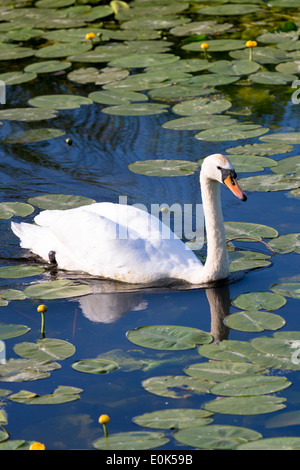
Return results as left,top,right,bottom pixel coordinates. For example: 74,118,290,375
11,221,52,261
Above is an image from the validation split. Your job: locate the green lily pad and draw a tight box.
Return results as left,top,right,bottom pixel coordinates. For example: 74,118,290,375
276,61,300,74
174,425,262,450
0,108,58,121
224,221,278,240
14,338,76,361
0,266,44,279
223,155,276,173
27,193,95,210
101,103,169,116
232,292,286,311
271,155,300,174
187,74,240,87
68,67,129,85
198,339,259,363
35,42,91,59
92,431,169,451
227,142,294,156
249,71,297,85
128,159,198,177
203,396,286,415
0,202,34,219
208,59,260,76
0,324,30,340
182,39,246,52
0,71,37,85
148,85,217,100
224,310,285,332
126,325,212,350
71,358,119,374
162,115,235,131
3,128,65,144
251,331,300,358
142,375,215,398
0,45,34,60
23,280,90,299
172,98,232,116
238,174,300,192
109,53,179,69
271,282,300,299
195,124,269,142
185,361,267,382
0,290,26,300
0,358,60,382
9,385,83,404
28,94,93,110
133,409,213,430
269,233,300,254
237,437,300,450
210,375,291,397
260,132,300,144
24,60,72,74
230,47,290,64
198,4,260,15
89,90,148,106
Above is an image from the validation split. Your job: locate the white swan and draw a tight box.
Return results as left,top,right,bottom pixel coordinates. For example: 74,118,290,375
11,154,246,285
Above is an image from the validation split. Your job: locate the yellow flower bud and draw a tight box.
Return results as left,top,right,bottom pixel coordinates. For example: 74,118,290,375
29,442,45,450
99,414,110,424
200,42,209,50
85,32,95,40
246,40,257,47
37,304,48,313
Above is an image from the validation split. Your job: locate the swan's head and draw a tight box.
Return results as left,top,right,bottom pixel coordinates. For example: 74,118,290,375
201,153,247,202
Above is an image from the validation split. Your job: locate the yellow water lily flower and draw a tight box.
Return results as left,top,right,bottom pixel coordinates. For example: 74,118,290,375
85,32,95,40
200,42,209,50
29,442,46,450
37,304,47,313
246,40,257,61
99,414,110,437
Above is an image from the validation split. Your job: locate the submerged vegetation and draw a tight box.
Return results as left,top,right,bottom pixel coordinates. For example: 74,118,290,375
0,0,300,450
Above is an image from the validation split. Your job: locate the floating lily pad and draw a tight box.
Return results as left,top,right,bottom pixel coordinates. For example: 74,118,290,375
24,60,72,74
230,47,290,64
71,358,119,374
251,331,300,358
260,132,300,144
68,66,129,85
28,193,95,210
174,425,262,450
28,94,93,110
0,71,37,85
148,84,216,100
210,375,290,397
203,395,286,415
128,159,198,177
0,108,57,121
101,103,169,116
35,42,91,59
227,142,294,156
185,361,267,383
0,290,26,300
89,90,148,106
195,124,269,142
224,221,278,240
3,128,65,144
0,324,30,340
271,155,300,174
182,39,246,52
269,233,300,254
198,4,260,15
271,283,300,299
9,385,83,404
172,98,232,116
162,115,235,131
187,74,240,87
0,202,34,219
232,292,286,311
0,45,34,60
237,437,300,450
208,59,260,76
0,358,60,382
14,338,76,361
198,339,260,363
133,409,213,430
249,71,297,85
92,431,169,451
23,280,90,300
276,61,300,74
237,174,300,192
222,155,276,173
224,310,285,332
126,325,212,350
142,375,214,398
109,53,179,69
0,266,44,279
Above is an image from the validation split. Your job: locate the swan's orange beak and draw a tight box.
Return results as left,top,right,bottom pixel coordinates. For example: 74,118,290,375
224,175,247,202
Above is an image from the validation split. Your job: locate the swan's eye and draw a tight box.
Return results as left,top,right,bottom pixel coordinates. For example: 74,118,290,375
231,177,236,186
217,166,222,170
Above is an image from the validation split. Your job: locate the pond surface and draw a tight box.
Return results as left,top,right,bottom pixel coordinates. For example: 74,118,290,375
1,0,300,451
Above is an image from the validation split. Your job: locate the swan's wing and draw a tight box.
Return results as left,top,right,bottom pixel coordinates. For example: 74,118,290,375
12,203,202,283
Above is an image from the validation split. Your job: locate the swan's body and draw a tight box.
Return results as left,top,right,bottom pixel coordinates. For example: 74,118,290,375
11,154,246,284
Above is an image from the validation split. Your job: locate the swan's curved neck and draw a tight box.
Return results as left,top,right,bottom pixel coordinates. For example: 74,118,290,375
199,173,229,281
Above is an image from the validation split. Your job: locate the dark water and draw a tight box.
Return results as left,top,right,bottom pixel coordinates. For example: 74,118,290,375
1,76,300,449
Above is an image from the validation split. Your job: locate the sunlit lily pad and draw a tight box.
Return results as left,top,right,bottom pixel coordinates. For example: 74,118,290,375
0,71,37,85
238,174,300,192
198,4,260,15
9,385,83,404
23,280,90,299
203,395,286,415
28,193,95,210
35,42,91,59
92,431,169,451
71,358,119,374
89,90,148,106
198,340,257,363
227,142,294,156
128,159,198,177
208,59,260,76
0,266,44,278
260,132,300,144
171,20,233,37
126,325,212,350
224,310,285,332
0,324,30,340
148,85,217,100
269,233,300,254
182,39,246,52
3,128,65,144
251,331,300,359
24,60,72,74
276,61,300,74
162,115,235,131
109,53,179,68
0,202,34,219
210,375,290,397
142,375,214,398
174,425,262,450
195,124,269,142
0,45,34,60
237,437,300,450
271,155,300,174
232,292,286,311
68,67,129,85
187,74,240,86
14,338,76,361
101,103,169,116
0,358,60,382
271,283,300,299
0,290,26,300
0,108,57,121
28,94,93,110
230,47,290,64
185,361,267,383
133,409,213,430
249,71,297,85
172,98,232,116
224,221,278,240
222,155,276,173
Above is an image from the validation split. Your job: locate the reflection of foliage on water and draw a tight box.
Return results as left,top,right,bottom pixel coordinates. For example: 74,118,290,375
0,0,300,451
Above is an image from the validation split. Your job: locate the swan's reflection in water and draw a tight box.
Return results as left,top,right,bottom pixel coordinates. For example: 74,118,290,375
74,279,232,342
